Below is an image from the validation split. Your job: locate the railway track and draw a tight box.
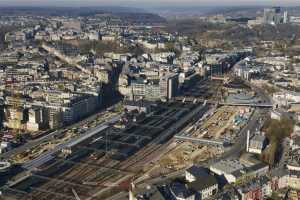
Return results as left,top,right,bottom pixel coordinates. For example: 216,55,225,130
7,102,202,200
29,153,127,200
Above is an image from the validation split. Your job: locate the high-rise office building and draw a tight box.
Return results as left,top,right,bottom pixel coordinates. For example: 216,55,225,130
263,7,289,25
160,73,179,101
283,11,289,24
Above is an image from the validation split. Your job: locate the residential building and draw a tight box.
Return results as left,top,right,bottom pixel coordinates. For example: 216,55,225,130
169,181,196,200
26,107,48,132
186,166,218,200
210,159,269,184
247,133,267,155
237,176,272,200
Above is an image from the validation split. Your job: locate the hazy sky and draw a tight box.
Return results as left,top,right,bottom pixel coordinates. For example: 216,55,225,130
0,0,300,7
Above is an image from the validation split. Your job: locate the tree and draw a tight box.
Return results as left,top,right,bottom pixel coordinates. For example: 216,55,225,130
128,45,145,56
267,192,281,200
262,117,295,165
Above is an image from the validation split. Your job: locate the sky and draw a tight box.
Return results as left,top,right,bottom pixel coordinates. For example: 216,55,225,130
0,0,300,7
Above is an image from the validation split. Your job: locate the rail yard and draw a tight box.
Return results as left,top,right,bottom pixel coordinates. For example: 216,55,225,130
1,101,209,200
0,74,267,200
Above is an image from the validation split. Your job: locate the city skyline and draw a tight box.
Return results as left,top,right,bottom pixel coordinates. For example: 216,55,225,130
0,2,300,200
0,0,299,7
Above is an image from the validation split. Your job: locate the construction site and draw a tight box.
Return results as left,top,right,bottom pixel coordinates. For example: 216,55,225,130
0,101,209,200
150,76,255,173
0,75,260,200
149,104,253,175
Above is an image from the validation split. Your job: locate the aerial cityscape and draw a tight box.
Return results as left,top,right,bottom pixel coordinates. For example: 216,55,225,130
1,1,300,200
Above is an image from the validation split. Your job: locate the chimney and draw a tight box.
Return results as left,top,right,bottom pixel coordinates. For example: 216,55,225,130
246,130,250,152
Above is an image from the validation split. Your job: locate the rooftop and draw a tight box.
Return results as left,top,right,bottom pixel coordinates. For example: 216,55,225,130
237,175,270,193
186,165,210,178
210,159,247,174
187,176,217,192
250,134,266,143
169,181,194,199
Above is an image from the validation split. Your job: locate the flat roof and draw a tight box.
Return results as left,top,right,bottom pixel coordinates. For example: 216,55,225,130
66,125,109,148
210,159,246,174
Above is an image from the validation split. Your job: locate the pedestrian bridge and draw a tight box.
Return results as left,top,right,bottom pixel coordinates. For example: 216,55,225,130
219,102,273,108
174,135,229,147
175,97,273,108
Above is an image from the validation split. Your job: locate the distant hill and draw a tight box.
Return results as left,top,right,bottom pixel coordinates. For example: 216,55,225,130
0,6,146,16
0,6,166,24
207,6,300,18
148,6,300,19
